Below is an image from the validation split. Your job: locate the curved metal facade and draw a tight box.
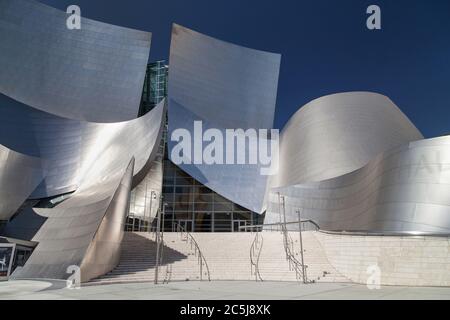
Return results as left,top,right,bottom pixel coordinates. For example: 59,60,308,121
168,24,281,213
0,93,164,199
128,138,164,223
0,0,151,122
0,1,449,282
0,144,46,221
270,135,450,233
0,0,165,280
264,92,450,233
10,100,165,280
273,92,423,188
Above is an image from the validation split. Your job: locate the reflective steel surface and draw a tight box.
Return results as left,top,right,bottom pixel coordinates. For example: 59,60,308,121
0,2,449,282
264,91,449,233
273,92,423,188
0,145,46,220
269,135,450,233
11,101,165,280
0,93,164,199
168,24,281,213
79,159,135,282
0,0,151,122
0,0,162,280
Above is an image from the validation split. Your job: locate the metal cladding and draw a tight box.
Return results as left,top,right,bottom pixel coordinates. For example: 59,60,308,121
0,93,164,199
265,92,450,233
0,0,449,282
271,135,450,233
0,0,151,122
79,158,135,282
0,145,46,221
0,0,166,280
11,101,165,280
129,137,165,223
168,24,281,213
274,92,424,188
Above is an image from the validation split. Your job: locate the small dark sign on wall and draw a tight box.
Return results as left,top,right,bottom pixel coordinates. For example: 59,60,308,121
0,244,15,280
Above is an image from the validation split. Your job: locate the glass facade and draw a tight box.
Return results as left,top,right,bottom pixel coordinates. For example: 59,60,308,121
128,61,263,232
139,60,168,116
161,159,263,232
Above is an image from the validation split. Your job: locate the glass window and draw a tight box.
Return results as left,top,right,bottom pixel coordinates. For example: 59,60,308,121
174,193,192,203
173,212,192,220
195,194,213,202
175,176,194,185
162,193,174,202
163,177,175,185
234,212,251,221
196,186,213,194
194,202,214,211
175,186,192,194
214,194,230,203
214,202,233,211
174,202,193,212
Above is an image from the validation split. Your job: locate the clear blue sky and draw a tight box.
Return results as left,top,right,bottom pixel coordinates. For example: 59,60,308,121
40,0,450,138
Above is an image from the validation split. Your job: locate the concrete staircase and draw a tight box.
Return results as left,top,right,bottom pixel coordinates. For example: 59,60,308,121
87,232,205,285
193,232,349,282
87,231,350,285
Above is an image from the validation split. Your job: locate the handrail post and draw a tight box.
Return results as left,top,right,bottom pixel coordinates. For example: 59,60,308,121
297,209,307,284
172,222,211,282
277,192,283,235
154,208,161,284
148,190,155,233
155,202,167,285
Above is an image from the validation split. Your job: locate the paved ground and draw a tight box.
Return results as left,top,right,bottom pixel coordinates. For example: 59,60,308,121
0,280,449,300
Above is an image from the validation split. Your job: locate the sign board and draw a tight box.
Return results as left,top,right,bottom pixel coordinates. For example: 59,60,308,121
0,244,15,281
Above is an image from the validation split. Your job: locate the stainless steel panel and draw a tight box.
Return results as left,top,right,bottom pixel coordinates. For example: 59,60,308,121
0,0,151,122
268,135,450,233
11,101,165,280
79,158,135,282
168,24,281,213
129,138,164,222
273,92,423,188
0,93,165,199
0,144,46,220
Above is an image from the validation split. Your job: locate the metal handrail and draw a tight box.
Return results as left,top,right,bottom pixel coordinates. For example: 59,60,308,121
249,231,263,281
280,222,307,283
162,263,172,284
173,222,211,281
241,220,314,283
318,229,450,237
239,220,320,231
158,237,173,285
241,221,450,237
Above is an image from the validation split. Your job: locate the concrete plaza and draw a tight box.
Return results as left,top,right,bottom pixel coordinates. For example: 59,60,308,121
0,280,449,300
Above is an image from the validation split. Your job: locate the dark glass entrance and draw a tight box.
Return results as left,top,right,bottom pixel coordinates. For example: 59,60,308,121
160,160,263,232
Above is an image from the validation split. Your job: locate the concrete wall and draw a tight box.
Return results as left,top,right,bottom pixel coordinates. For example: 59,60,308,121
313,231,450,287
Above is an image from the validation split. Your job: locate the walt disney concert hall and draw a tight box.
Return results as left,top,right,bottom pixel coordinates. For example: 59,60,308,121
0,0,449,286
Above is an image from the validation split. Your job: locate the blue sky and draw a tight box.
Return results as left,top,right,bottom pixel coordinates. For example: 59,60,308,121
40,0,450,137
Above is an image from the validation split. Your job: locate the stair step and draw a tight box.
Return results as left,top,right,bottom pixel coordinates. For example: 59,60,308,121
87,231,350,284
